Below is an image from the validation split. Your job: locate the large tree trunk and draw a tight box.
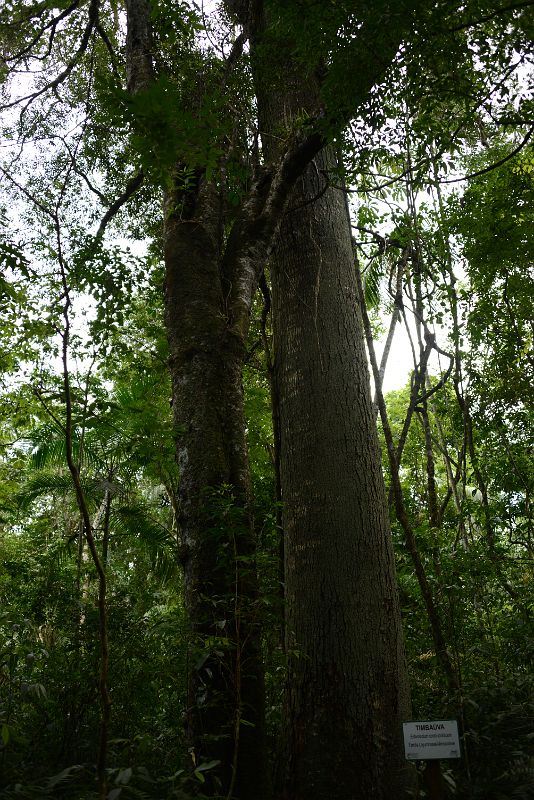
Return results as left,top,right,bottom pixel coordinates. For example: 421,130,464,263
274,150,413,800
163,179,270,799
125,3,269,797
253,29,414,800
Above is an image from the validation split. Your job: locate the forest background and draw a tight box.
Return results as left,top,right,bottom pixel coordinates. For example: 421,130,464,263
0,0,533,799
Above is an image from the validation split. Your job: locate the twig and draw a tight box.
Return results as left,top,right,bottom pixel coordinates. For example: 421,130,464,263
4,0,81,66
0,165,54,219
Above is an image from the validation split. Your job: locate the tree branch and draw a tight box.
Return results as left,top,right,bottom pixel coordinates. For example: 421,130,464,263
95,22,122,82
440,125,534,184
95,171,144,239
0,165,54,219
355,252,459,690
448,0,534,32
1,0,99,111
4,0,81,66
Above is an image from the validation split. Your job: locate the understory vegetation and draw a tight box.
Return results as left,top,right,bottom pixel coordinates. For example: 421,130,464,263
1,0,533,797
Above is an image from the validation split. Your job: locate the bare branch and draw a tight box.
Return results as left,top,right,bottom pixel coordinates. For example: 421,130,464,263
355,253,459,690
95,21,122,82
57,214,111,800
95,171,145,239
61,136,110,204
0,164,54,219
374,246,411,409
221,29,247,88
31,385,66,433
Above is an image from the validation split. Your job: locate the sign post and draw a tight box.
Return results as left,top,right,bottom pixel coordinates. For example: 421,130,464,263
402,720,461,800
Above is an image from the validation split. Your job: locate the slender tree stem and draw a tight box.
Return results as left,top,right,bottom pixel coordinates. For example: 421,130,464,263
57,239,111,799
356,259,459,691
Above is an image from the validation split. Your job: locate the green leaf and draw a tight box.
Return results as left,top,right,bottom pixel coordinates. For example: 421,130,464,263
47,765,83,788
195,760,220,772
115,767,133,785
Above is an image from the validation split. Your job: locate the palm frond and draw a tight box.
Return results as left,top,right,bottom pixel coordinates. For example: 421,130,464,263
28,423,103,472
15,472,76,511
111,503,180,584
363,255,386,309
15,470,110,516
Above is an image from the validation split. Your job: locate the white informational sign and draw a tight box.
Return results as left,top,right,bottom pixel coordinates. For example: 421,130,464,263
403,720,461,760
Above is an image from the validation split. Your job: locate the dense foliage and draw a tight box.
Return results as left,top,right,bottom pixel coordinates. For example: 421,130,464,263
1,0,533,797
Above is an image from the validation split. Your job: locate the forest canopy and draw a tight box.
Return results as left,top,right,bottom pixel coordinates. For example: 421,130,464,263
0,1,533,798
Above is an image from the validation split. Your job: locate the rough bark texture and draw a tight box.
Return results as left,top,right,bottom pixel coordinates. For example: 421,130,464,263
125,0,153,93
271,150,413,800
163,179,270,800
252,26,414,796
